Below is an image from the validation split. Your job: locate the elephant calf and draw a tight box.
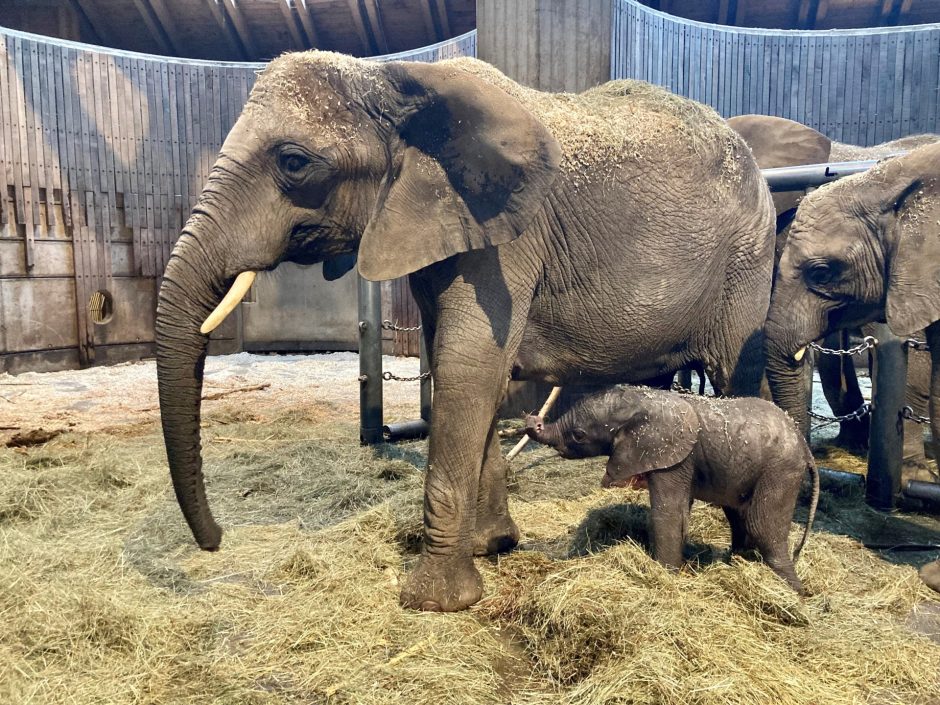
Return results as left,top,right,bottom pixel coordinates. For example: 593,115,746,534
525,386,820,593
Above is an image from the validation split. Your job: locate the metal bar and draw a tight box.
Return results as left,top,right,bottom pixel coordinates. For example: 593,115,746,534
761,158,903,192
903,480,940,505
383,419,429,442
419,327,431,423
866,323,908,510
358,275,384,445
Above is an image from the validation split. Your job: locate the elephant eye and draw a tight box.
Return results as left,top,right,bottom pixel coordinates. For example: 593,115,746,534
279,151,311,176
572,428,588,444
805,261,839,286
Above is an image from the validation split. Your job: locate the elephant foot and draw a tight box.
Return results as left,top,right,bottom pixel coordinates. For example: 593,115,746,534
472,514,520,556
834,422,869,452
919,560,940,594
399,553,483,612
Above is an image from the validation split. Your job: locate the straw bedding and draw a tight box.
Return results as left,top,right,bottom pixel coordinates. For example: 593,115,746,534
2,403,938,705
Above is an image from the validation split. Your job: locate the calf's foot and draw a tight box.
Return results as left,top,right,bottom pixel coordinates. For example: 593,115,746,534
400,553,483,612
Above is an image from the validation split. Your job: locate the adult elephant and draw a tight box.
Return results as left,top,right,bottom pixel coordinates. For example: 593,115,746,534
729,115,936,478
156,54,775,611
763,142,940,592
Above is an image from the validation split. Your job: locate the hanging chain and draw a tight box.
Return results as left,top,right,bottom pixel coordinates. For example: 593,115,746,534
808,401,872,427
382,371,431,382
904,338,930,352
382,320,423,333
902,406,931,425
809,335,877,357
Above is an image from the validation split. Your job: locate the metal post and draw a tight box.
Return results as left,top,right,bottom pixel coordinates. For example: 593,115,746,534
358,275,384,445
419,327,432,423
866,323,908,510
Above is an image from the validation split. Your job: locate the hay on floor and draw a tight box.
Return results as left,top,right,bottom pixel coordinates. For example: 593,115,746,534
0,408,938,705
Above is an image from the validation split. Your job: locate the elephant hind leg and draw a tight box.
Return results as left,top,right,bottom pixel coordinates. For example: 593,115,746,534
473,421,520,556
741,477,805,594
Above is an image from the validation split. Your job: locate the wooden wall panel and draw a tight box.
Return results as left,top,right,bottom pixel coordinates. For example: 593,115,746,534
0,26,475,371
612,0,940,145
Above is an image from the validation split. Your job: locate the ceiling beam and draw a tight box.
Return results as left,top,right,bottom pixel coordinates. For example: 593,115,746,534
813,0,830,26
295,0,322,48
145,0,185,53
130,0,176,55
204,0,249,60
68,0,116,46
433,0,452,37
346,0,377,55
418,0,441,42
222,0,261,57
717,0,738,25
898,0,914,24
361,0,390,54
279,0,309,50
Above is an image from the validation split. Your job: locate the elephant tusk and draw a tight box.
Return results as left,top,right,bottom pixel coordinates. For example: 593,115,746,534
794,346,807,362
200,271,257,335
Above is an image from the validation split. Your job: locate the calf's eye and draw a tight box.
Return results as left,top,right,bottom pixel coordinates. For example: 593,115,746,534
280,152,311,175
572,428,588,444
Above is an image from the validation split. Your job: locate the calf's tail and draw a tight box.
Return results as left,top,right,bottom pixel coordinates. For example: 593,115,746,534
793,460,819,562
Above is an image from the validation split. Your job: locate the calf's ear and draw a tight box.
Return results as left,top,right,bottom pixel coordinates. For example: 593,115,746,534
605,396,700,479
868,143,940,336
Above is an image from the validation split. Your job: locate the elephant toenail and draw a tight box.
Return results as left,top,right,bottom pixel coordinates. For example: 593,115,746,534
420,600,442,612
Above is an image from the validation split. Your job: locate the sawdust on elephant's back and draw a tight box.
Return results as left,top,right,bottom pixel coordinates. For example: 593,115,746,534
830,134,940,162
440,57,748,184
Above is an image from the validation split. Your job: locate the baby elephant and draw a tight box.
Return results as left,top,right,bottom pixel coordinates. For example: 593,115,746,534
525,386,820,593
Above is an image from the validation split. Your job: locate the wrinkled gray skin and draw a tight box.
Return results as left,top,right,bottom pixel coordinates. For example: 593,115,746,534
728,115,937,471
156,54,775,611
764,142,940,594
525,386,819,594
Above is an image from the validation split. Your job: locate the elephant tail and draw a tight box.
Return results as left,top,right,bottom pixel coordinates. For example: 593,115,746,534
793,460,819,562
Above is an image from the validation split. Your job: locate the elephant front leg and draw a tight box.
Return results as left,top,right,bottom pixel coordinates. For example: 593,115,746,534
647,465,694,569
473,424,520,556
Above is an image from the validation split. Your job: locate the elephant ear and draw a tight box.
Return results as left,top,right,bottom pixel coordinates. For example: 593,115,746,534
357,61,562,281
875,142,940,336
605,395,701,479
727,115,832,216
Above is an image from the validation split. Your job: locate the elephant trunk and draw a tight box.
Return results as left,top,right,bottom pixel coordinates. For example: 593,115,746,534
765,315,812,435
156,228,231,550
525,414,562,448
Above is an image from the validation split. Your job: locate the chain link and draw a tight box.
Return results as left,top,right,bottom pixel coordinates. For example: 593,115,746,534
905,338,930,352
382,320,423,333
382,371,431,382
808,401,872,427
902,406,931,425
809,335,877,357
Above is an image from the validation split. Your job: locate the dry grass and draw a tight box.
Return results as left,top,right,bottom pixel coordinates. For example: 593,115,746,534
1,408,938,705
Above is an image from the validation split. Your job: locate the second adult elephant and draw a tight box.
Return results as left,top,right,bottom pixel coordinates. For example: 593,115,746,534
729,114,936,476
155,55,775,612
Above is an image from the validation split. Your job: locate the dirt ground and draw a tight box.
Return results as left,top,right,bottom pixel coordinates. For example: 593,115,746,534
2,353,939,705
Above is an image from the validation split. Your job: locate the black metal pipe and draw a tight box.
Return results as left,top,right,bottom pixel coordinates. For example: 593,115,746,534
383,419,429,442
903,480,940,505
866,323,908,510
358,276,384,445
761,158,896,192
818,467,866,488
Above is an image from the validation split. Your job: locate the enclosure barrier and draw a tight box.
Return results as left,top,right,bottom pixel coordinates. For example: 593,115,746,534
611,0,940,145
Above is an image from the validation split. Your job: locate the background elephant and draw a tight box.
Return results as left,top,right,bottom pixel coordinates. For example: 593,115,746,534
156,54,775,611
763,142,940,592
728,115,937,478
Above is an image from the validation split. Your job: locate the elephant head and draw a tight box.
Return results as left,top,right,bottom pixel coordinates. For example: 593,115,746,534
764,142,940,431
157,53,561,550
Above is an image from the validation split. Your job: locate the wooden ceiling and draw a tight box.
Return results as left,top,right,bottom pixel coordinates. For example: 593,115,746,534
639,0,940,30
0,0,476,61
2,1,939,62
